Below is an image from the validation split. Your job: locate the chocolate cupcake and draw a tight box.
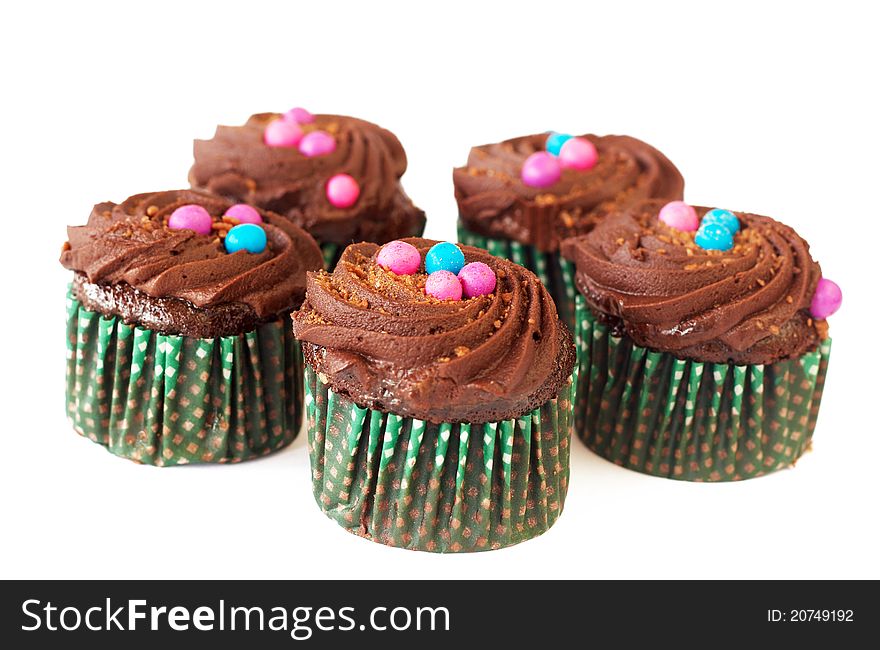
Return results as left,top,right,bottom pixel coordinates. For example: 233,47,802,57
292,238,576,552
62,189,323,465
454,132,684,327
561,199,840,481
190,109,426,268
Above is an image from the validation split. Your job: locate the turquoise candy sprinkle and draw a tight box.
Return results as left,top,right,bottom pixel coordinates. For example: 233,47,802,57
701,208,740,234
425,242,465,275
224,224,267,254
545,132,573,156
695,223,734,252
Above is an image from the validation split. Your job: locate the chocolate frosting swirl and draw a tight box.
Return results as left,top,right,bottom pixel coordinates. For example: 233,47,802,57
189,113,426,246
292,238,576,424
560,200,824,365
454,133,684,252
61,189,323,336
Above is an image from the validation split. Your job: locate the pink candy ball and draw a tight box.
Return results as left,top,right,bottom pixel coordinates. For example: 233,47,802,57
425,270,463,301
224,204,263,225
810,278,842,320
521,152,562,188
299,130,336,157
264,119,302,147
458,262,497,298
284,107,315,124
559,137,598,170
326,174,360,208
658,200,699,232
377,240,421,275
168,204,213,235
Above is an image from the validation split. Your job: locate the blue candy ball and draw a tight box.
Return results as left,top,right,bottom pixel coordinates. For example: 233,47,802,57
225,223,267,254
425,242,465,275
701,208,740,234
695,223,734,252
545,132,573,156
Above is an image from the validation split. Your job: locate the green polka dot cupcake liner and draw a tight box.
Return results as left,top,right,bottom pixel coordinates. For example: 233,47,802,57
304,366,575,552
457,224,577,330
573,294,832,481
65,288,303,466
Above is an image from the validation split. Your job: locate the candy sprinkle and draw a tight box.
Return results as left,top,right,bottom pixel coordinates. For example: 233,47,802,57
521,152,562,188
701,208,740,234
458,262,497,298
264,119,303,147
168,204,213,235
425,270,462,301
326,174,360,208
377,240,421,275
425,242,466,275
224,223,267,254
810,278,842,319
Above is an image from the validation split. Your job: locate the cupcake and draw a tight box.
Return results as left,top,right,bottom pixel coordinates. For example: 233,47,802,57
561,199,840,481
189,109,426,268
62,189,323,465
454,132,684,327
292,238,576,551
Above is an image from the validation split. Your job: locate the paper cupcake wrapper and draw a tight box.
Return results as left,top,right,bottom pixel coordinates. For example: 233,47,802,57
305,367,575,552
65,288,303,466
573,294,831,481
457,224,577,330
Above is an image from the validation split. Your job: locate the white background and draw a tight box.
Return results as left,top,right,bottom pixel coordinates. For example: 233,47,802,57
1,0,877,579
